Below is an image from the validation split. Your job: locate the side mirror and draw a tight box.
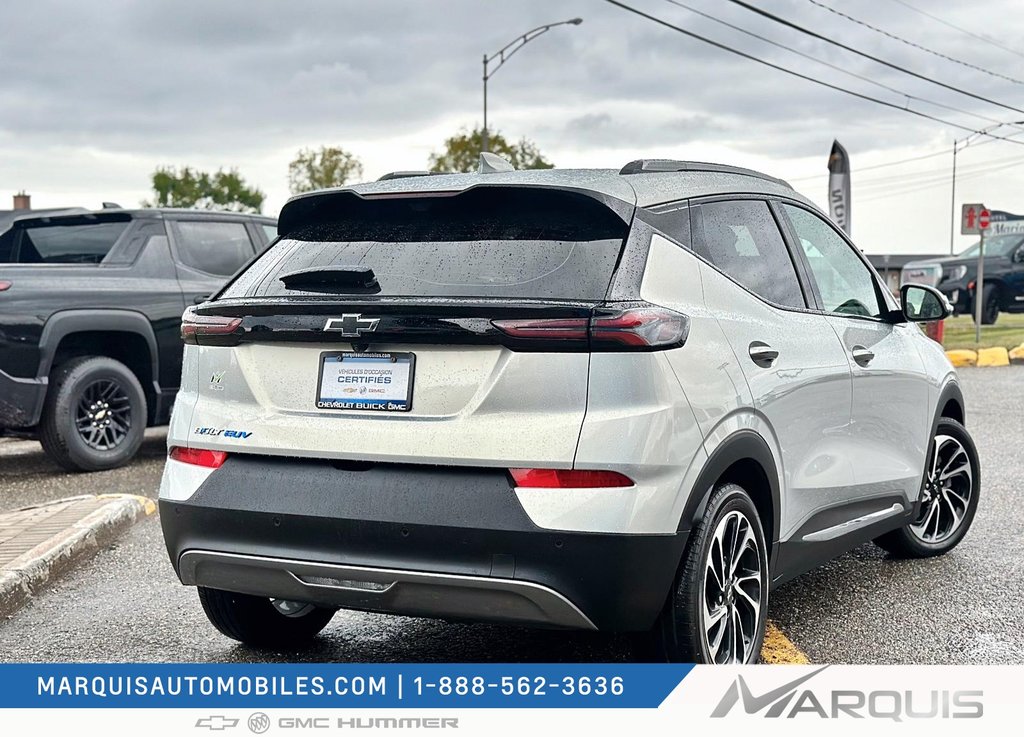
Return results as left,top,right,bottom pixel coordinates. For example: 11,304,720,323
900,283,952,322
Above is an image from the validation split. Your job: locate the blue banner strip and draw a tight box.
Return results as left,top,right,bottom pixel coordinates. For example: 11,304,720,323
0,664,694,709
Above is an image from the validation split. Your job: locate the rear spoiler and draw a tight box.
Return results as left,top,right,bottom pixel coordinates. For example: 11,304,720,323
277,184,635,238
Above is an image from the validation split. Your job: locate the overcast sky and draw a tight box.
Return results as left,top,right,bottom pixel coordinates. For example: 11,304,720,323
3,0,1024,254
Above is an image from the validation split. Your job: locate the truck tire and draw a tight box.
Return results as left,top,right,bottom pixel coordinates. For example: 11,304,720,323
980,284,1000,325
39,356,147,472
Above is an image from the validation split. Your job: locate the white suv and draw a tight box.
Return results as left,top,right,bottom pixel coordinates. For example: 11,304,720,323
159,159,979,664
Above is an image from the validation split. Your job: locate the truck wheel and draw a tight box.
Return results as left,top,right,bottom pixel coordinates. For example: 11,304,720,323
39,356,147,472
649,483,769,663
198,587,336,648
980,285,1000,325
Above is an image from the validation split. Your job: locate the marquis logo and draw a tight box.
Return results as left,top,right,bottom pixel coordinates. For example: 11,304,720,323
710,667,983,721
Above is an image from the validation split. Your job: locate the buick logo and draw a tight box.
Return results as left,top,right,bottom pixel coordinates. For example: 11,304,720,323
324,314,379,337
247,712,270,734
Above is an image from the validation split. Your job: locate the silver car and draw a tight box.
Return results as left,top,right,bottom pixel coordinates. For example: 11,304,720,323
159,159,979,664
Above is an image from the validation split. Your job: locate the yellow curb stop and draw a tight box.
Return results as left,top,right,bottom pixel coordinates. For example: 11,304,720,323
976,346,1010,367
760,621,811,664
1010,344,1024,364
944,349,977,367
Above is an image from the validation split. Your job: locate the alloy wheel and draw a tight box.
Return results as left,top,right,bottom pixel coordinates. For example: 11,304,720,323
74,378,132,451
702,510,763,664
910,434,973,544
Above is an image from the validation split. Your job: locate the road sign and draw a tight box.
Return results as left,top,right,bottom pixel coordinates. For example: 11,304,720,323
979,208,991,231
962,203,987,234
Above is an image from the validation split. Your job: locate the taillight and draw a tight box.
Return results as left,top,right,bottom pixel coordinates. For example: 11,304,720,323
181,306,242,344
0,280,12,292
590,304,688,349
490,317,589,341
509,468,634,488
169,446,228,468
492,302,687,351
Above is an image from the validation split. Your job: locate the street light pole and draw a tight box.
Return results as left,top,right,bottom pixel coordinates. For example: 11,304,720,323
481,18,583,154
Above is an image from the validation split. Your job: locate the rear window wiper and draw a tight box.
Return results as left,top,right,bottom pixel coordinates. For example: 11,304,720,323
279,266,381,294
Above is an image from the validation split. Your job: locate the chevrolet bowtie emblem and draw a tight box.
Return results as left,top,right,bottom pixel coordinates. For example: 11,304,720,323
324,314,380,337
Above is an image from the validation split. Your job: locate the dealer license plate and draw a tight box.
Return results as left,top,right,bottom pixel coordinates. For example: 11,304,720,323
316,352,415,412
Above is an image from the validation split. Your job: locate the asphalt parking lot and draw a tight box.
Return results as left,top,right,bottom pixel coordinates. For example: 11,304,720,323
0,367,1021,664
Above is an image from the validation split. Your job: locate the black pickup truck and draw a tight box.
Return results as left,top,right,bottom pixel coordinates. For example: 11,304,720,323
0,208,276,470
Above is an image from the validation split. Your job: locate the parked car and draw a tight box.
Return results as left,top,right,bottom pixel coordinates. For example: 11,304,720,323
160,159,978,663
0,208,277,471
902,232,1024,324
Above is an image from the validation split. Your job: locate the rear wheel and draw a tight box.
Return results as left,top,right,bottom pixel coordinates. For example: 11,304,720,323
650,483,768,663
38,356,146,472
198,587,336,648
874,418,980,558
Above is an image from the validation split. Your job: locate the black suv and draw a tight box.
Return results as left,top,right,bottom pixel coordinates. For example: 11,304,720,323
913,233,1024,324
0,208,276,470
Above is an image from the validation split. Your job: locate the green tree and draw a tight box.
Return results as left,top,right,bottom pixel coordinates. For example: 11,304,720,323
428,127,554,173
144,166,264,213
288,146,365,194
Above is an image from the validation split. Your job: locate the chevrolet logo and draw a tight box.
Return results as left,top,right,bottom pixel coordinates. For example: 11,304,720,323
195,715,239,731
324,314,380,337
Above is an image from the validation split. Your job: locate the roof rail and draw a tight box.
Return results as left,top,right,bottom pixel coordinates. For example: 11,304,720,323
619,159,790,187
376,171,451,181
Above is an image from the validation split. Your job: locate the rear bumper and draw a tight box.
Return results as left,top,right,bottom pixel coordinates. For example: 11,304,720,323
160,454,688,631
0,369,45,429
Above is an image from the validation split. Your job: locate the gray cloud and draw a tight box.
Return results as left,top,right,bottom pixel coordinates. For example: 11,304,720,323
2,0,1023,253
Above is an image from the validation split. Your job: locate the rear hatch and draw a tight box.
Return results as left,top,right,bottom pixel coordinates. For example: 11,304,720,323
181,185,635,466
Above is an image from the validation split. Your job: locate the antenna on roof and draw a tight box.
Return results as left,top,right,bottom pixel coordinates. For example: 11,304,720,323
478,152,515,174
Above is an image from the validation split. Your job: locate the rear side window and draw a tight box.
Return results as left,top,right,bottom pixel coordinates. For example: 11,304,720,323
0,221,129,264
221,188,629,301
171,221,255,277
694,200,805,309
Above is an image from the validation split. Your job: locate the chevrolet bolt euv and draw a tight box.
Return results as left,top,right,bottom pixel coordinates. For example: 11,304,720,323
160,159,980,663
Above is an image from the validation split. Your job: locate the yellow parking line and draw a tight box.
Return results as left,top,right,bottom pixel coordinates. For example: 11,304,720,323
760,621,811,664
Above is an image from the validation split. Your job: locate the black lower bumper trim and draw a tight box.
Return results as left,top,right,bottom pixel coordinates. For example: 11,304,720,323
160,454,688,631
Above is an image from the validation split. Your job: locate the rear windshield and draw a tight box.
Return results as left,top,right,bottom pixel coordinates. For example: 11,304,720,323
219,188,629,301
0,217,129,264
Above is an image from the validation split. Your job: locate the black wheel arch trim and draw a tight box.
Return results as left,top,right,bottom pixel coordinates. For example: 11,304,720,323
677,429,782,549
934,379,965,431
37,309,163,417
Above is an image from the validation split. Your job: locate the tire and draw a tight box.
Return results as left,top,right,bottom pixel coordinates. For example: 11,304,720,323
979,284,999,325
874,418,980,559
649,483,769,663
38,356,147,472
198,587,336,648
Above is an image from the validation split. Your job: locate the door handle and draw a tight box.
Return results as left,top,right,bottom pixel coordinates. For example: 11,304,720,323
851,345,875,366
748,342,779,367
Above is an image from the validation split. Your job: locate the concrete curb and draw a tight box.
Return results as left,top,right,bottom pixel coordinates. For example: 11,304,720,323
945,345,1021,367
0,494,155,618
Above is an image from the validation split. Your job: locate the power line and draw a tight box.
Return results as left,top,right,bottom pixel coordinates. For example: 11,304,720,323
806,0,1024,85
857,160,1024,202
787,129,1024,182
602,0,1024,143
887,0,1024,61
725,0,1024,116
661,0,1013,127
855,155,1024,190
